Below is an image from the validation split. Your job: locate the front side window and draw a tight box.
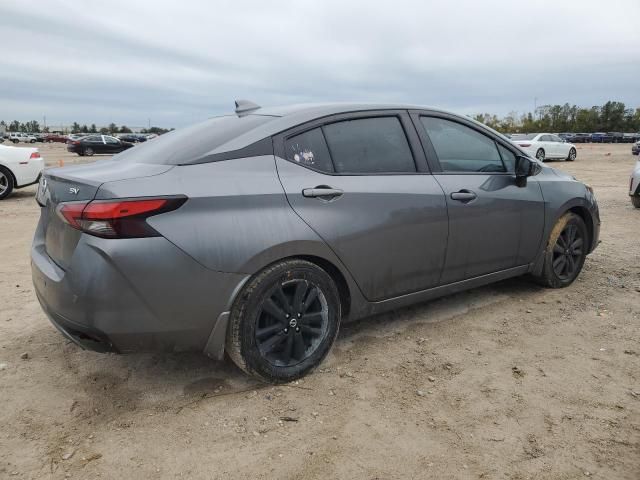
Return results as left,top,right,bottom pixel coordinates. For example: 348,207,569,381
284,128,334,173
497,144,516,172
322,117,416,173
421,117,505,173
105,136,119,144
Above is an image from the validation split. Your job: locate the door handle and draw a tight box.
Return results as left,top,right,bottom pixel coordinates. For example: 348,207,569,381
450,190,477,202
302,187,344,199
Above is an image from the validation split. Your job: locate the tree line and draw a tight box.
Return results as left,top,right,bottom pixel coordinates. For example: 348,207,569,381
0,120,171,135
3,100,639,136
473,101,640,134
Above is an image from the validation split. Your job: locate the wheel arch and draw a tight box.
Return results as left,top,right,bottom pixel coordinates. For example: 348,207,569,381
567,205,593,251
204,252,356,363
0,163,17,188
531,198,597,276
240,248,356,320
297,254,352,319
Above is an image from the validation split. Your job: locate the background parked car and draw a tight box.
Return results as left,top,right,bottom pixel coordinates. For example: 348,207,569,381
66,134,134,156
0,143,44,200
632,141,640,155
622,133,638,143
609,132,624,143
67,134,89,141
44,133,68,143
630,159,640,208
118,134,147,143
511,133,577,161
562,133,590,143
9,132,37,143
591,132,613,143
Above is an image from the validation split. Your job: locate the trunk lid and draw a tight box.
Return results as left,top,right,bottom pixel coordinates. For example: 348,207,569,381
37,160,173,270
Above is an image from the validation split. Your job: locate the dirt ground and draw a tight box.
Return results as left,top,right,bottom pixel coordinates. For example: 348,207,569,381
1,142,638,479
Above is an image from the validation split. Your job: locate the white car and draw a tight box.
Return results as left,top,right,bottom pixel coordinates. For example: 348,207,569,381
0,144,45,200
511,133,577,162
630,158,640,208
9,132,37,144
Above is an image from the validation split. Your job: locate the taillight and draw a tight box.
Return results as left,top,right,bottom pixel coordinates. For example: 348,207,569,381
57,196,187,238
30,152,41,159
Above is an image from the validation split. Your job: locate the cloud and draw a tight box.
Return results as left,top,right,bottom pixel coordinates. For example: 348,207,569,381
1,0,639,127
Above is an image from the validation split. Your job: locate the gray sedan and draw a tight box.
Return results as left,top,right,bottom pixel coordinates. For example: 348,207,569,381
31,101,600,382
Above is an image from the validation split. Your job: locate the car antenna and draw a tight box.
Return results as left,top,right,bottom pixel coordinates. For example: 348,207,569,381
234,99,261,117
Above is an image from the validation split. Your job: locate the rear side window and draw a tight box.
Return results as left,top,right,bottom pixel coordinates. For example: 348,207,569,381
116,114,273,165
284,128,334,173
322,117,416,173
421,117,505,173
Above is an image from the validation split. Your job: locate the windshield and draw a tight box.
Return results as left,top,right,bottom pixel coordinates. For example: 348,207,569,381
115,114,274,165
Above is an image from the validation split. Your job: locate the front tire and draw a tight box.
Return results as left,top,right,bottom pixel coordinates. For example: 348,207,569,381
536,148,545,162
226,259,341,383
632,196,640,209
567,148,577,161
534,213,588,288
84,147,94,156
0,167,15,200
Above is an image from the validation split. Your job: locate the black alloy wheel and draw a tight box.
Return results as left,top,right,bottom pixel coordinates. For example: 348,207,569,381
226,259,341,383
255,278,329,367
551,223,584,281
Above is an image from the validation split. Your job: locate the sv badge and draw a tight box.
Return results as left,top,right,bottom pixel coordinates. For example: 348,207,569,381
69,187,80,195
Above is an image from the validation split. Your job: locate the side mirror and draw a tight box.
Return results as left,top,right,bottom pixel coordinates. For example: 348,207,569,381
515,156,540,187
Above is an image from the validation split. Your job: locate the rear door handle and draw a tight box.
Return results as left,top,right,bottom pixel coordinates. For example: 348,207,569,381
302,187,344,199
450,190,477,202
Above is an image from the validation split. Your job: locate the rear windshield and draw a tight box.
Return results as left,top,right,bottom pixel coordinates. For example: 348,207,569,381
512,134,537,140
115,114,273,165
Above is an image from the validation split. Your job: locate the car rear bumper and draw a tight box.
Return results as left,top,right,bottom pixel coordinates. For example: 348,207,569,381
31,225,249,355
14,157,44,187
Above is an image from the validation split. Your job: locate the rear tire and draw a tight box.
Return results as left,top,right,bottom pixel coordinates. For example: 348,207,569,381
536,148,545,162
534,213,588,288
632,196,640,209
0,166,15,200
226,259,341,383
567,148,576,161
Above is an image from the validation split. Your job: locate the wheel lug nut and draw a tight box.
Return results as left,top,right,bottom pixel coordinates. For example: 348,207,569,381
295,327,300,332
284,328,288,333
297,313,301,318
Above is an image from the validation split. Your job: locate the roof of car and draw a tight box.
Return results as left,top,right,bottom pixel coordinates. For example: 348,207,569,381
210,102,468,155
254,102,430,116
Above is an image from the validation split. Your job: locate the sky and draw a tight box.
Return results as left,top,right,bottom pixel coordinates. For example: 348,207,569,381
1,0,639,128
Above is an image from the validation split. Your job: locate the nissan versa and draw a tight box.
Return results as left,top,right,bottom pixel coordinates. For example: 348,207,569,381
31,102,600,382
